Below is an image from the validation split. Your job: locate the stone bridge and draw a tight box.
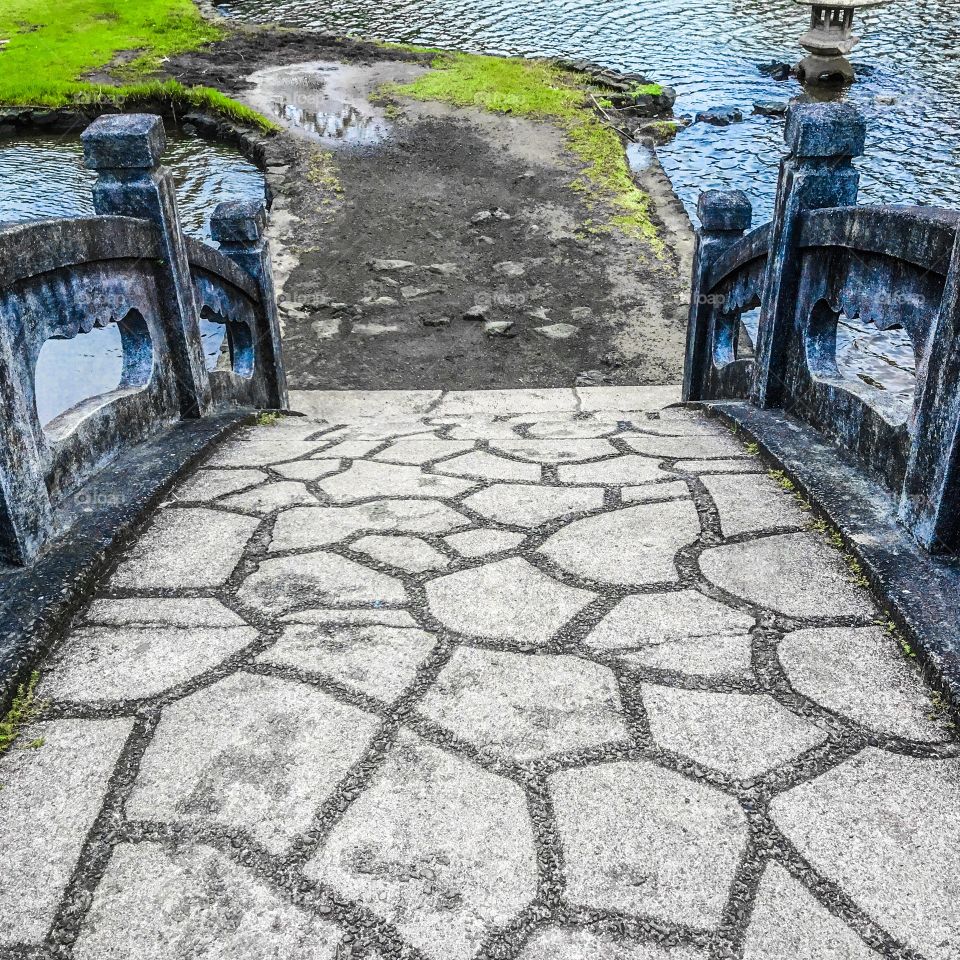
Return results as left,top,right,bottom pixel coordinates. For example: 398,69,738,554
0,105,958,960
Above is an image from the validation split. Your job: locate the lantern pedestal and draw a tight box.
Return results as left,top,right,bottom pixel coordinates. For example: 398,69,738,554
794,0,892,85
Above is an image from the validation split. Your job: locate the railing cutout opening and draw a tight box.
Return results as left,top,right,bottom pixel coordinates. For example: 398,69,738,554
806,299,918,424
837,314,918,413
713,302,760,368
200,309,230,372
737,306,760,360
199,306,254,378
34,310,154,437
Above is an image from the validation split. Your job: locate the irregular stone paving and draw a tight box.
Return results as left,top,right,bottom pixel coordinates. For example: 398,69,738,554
1,387,957,960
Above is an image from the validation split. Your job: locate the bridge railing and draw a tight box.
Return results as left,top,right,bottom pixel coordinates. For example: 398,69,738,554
0,114,287,567
684,102,960,555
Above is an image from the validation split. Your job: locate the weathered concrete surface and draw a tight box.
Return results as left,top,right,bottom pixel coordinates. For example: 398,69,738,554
74,843,342,960
699,532,878,620
419,647,630,761
742,863,882,960
3,389,955,959
127,672,379,854
0,718,132,947
586,591,755,678
308,732,537,960
550,760,748,927
642,686,827,779
427,557,595,646
262,624,438,702
771,749,960,960
110,507,259,589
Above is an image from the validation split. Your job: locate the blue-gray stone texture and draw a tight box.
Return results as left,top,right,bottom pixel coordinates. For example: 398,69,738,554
0,114,287,567
684,101,960,557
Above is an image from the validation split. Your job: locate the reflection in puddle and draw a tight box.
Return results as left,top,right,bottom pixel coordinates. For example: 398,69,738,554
0,131,266,426
272,93,391,143
245,61,424,145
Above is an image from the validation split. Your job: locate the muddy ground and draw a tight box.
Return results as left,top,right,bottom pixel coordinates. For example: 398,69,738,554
165,28,694,391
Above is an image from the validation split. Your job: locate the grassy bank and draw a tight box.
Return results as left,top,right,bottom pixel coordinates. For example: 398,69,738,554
0,0,276,131
387,52,663,252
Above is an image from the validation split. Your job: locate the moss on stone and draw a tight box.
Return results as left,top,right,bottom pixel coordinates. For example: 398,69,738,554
0,672,41,757
387,51,663,252
631,82,664,97
647,119,680,141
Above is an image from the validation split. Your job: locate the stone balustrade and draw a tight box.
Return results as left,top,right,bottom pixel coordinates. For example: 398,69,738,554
684,102,960,555
0,114,287,566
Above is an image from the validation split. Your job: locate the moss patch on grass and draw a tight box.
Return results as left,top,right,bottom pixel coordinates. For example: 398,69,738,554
387,52,663,252
0,1,277,132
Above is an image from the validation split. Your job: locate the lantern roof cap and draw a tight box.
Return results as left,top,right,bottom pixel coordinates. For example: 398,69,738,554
793,0,892,8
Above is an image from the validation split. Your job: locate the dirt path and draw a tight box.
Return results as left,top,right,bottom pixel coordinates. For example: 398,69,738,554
167,30,694,391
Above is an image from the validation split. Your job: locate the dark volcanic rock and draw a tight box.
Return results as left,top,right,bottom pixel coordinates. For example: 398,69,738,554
696,106,745,127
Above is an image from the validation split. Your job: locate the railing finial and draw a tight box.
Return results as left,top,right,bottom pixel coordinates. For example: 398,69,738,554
210,200,267,246
697,190,753,234
81,113,166,171
784,102,866,160
683,190,755,402
82,113,212,419
751,101,866,409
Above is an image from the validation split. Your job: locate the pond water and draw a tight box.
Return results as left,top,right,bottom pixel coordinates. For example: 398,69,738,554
215,0,960,222
0,132,266,427
217,0,931,408
0,131,265,240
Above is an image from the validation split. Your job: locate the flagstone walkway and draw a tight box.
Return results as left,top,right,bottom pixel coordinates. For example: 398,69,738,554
2,387,958,960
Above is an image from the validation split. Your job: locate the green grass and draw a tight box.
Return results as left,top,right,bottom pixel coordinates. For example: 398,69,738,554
632,83,663,97
387,52,662,251
0,1,277,131
0,672,41,757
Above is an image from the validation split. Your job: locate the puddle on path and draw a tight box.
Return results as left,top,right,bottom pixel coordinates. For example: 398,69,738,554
244,60,427,145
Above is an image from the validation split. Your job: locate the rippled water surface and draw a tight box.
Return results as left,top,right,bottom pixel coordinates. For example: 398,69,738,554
216,0,960,224
0,133,265,425
0,132,265,239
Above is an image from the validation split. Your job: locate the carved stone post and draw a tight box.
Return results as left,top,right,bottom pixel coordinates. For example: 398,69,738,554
0,331,54,565
210,201,289,410
683,190,752,402
81,114,212,418
751,102,865,409
898,231,960,553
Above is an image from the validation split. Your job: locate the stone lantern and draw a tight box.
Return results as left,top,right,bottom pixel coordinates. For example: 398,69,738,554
794,0,891,84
